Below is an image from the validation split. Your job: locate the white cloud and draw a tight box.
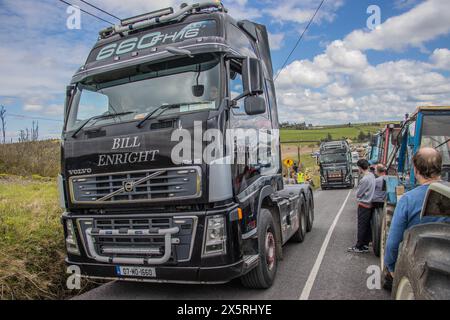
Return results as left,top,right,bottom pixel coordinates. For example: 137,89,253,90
326,83,350,97
268,32,285,50
344,0,450,51
430,48,450,70
264,0,344,26
277,60,330,88
24,104,44,112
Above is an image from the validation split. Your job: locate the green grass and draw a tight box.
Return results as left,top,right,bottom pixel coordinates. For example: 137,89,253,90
0,176,99,299
0,176,65,299
280,124,383,144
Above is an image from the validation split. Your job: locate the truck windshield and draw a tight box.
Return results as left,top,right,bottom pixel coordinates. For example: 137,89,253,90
66,56,220,132
421,114,450,165
320,153,347,164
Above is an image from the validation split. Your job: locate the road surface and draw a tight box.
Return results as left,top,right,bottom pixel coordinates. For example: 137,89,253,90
75,188,390,300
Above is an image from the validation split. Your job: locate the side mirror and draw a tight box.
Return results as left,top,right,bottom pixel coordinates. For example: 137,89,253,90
391,128,401,147
370,135,377,147
244,96,265,115
421,183,450,218
65,85,75,122
242,57,263,95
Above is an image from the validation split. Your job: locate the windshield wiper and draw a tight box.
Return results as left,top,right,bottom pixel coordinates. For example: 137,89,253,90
137,101,214,128
137,104,184,128
435,138,450,150
71,111,134,138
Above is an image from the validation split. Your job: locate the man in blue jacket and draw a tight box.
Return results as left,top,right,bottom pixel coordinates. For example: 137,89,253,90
384,147,450,289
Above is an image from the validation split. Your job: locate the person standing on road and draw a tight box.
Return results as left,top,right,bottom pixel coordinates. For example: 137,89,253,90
348,159,375,253
372,164,387,209
384,148,450,286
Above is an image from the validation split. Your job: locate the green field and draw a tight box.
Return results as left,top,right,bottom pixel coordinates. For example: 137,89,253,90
280,124,383,144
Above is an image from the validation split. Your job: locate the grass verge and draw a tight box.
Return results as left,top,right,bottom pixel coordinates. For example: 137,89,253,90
0,175,99,299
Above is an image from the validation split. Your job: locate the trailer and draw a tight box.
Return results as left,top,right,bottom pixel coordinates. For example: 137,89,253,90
58,1,314,288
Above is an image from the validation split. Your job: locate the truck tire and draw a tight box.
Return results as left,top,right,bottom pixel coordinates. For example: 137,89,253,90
371,207,382,257
291,194,307,242
392,223,450,300
241,208,278,289
306,195,314,232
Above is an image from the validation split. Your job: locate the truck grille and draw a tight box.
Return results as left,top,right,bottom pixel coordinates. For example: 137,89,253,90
77,216,197,262
327,169,346,181
69,167,201,204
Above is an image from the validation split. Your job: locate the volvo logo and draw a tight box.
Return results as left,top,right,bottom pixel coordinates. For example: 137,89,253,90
123,181,134,193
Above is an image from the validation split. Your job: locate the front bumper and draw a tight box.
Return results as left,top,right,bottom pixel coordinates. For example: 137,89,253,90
62,204,257,283
66,257,256,284
321,181,352,188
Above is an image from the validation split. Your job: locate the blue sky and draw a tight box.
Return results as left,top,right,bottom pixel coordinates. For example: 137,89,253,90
0,0,449,141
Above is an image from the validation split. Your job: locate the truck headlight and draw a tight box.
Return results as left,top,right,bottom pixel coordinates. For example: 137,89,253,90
203,215,226,256
65,219,80,255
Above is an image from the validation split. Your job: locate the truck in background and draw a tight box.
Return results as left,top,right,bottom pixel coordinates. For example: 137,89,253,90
318,140,354,190
59,1,314,289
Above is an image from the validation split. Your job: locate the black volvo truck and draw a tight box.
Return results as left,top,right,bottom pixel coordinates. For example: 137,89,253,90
319,140,353,189
59,1,314,288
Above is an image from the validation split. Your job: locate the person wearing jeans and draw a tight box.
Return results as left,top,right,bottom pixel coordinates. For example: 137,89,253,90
348,159,375,253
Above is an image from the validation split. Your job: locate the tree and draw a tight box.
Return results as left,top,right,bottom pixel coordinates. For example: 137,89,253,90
31,121,39,141
0,105,5,144
357,130,367,142
17,121,39,142
326,133,332,141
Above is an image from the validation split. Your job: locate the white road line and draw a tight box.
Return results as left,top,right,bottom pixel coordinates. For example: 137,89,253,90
299,189,353,300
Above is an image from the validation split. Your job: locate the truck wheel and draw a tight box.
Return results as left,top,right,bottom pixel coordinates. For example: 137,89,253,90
241,208,278,289
392,223,450,300
291,194,307,242
371,207,382,257
306,196,314,232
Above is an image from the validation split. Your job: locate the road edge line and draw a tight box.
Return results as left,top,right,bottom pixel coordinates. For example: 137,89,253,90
299,189,353,300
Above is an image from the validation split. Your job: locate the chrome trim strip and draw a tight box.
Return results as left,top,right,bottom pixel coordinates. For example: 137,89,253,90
78,275,230,285
76,218,94,259
241,228,257,240
85,226,179,265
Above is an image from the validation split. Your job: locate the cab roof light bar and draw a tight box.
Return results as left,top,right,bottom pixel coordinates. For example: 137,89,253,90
99,0,225,39
121,7,174,27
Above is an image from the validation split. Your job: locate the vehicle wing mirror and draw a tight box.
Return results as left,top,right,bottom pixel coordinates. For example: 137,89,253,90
192,84,204,97
65,85,75,122
242,57,263,95
244,96,265,115
421,183,450,218
391,128,401,147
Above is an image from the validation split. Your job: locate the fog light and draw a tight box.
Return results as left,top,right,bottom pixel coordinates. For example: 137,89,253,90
203,215,226,256
65,220,80,255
